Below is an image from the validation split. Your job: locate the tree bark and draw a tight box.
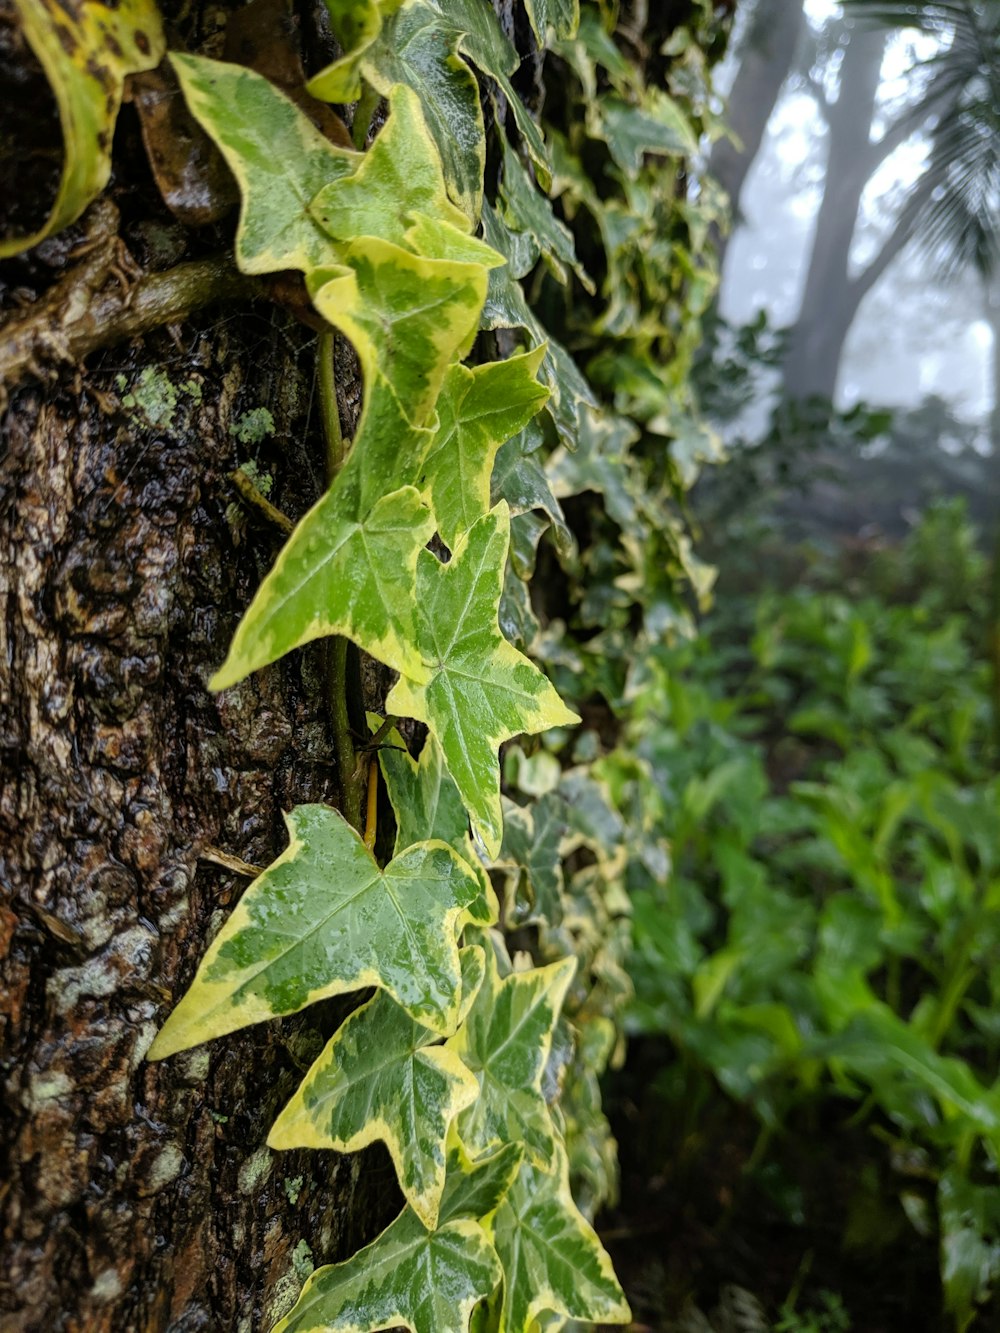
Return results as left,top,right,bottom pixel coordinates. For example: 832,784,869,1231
0,230,398,1333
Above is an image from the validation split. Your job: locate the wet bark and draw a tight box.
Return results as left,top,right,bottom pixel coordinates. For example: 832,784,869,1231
0,278,408,1322
0,237,399,1333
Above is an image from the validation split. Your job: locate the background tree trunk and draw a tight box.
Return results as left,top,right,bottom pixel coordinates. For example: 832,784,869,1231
708,0,804,268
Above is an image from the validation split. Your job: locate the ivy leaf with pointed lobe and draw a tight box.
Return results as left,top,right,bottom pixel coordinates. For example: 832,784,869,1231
312,0,485,223
490,1145,631,1331
268,948,485,1227
446,941,575,1165
310,82,470,246
374,723,498,928
304,0,406,101
419,346,549,548
491,426,574,557
496,793,567,927
386,505,579,858
311,237,487,428
499,139,592,291
480,202,596,445
273,1211,500,1333
211,471,434,690
147,806,485,1059
171,54,356,274
595,89,698,176
523,0,579,44
3,0,165,258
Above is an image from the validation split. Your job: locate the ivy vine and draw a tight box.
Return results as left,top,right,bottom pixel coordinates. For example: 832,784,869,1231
8,0,729,1326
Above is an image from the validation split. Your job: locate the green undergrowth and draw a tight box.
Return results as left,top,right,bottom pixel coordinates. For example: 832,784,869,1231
624,502,999,1331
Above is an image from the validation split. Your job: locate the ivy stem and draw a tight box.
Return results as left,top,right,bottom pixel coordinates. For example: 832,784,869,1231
352,82,379,150
317,325,364,832
363,759,379,851
228,469,294,534
318,328,344,477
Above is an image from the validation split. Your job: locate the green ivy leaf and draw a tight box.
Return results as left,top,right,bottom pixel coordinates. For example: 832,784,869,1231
268,948,485,1227
490,1145,631,1331
211,475,434,690
147,806,485,1058
547,409,641,529
435,0,551,188
480,203,595,445
595,90,698,176
3,0,165,257
311,238,487,427
446,941,575,1164
523,0,579,44
419,347,550,548
315,0,485,223
273,1211,501,1333
496,794,567,926
311,82,470,245
491,427,574,557
377,726,472,856
438,1138,525,1224
499,139,592,291
386,505,579,857
305,0,406,101
376,722,499,928
171,54,355,274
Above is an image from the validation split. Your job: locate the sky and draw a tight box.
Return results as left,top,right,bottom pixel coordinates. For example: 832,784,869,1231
716,1,993,426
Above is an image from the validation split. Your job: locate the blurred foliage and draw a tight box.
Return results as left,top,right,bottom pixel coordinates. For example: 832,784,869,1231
619,500,998,1330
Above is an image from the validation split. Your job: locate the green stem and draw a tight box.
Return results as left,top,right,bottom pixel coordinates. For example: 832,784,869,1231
318,328,344,478
352,81,379,150
316,327,362,831
330,637,364,831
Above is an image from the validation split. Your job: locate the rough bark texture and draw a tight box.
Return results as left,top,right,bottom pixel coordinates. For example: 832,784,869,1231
0,288,400,1331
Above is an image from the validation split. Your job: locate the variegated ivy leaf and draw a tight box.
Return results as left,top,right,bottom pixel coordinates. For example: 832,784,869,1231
491,425,574,557
479,202,595,446
499,139,592,292
274,1143,523,1333
523,0,579,44
419,347,549,548
171,54,356,275
274,1213,500,1333
211,475,433,690
311,237,486,428
268,948,485,1228
385,505,579,858
446,941,575,1165
438,1137,524,1225
3,0,165,257
594,89,698,177
490,1146,631,1331
147,805,485,1059
314,0,484,223
305,0,406,101
374,721,499,927
311,82,470,246
436,0,550,187
547,408,641,530
496,793,567,927
314,0,550,223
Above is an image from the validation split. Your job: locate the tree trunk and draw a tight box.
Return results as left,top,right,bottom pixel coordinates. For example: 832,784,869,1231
781,23,888,400
0,152,400,1333
709,0,805,270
